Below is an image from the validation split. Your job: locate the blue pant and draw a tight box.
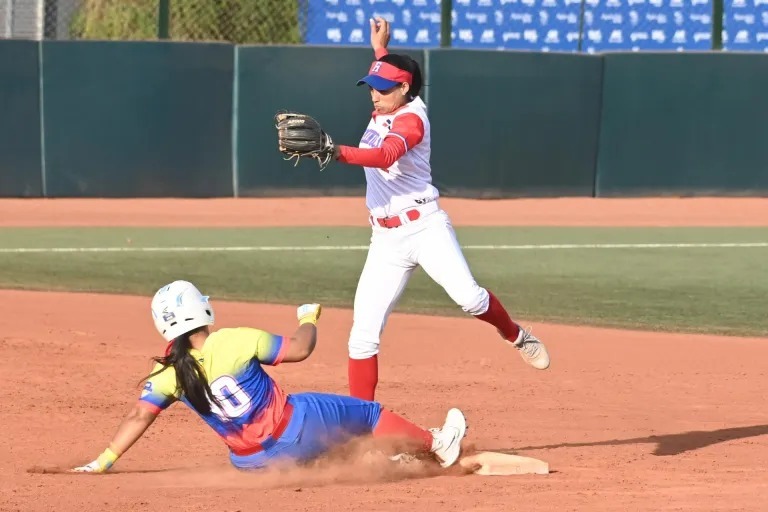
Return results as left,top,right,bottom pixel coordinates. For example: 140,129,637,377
229,392,383,470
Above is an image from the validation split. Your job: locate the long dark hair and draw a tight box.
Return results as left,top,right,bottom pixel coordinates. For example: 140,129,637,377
379,53,423,100
144,327,221,416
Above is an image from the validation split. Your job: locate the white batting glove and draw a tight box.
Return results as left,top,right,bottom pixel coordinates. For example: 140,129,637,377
70,459,106,473
70,447,118,473
297,303,322,325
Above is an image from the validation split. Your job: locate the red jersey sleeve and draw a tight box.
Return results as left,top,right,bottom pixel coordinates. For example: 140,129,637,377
337,137,407,169
386,113,425,150
336,113,424,169
374,48,389,59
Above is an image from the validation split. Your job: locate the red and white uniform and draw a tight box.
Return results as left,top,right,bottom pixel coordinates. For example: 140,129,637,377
337,51,490,363
339,97,438,220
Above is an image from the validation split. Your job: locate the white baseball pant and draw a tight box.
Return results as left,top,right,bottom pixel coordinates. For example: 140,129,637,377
348,208,489,360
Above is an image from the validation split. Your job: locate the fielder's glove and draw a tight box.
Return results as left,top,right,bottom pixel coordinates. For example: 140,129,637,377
275,112,335,171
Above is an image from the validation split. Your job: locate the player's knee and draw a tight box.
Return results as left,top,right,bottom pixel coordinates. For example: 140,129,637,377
348,339,379,359
348,327,380,359
452,285,489,316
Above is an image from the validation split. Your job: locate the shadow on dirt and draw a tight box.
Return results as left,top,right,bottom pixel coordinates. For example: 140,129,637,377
498,424,768,456
27,466,191,475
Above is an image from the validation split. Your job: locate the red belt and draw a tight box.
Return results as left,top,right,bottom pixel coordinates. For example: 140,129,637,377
372,208,420,229
230,401,294,457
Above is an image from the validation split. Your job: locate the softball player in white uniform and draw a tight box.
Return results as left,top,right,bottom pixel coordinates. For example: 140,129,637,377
331,19,551,400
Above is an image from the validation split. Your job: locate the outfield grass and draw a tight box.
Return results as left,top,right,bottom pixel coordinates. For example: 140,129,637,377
0,226,766,337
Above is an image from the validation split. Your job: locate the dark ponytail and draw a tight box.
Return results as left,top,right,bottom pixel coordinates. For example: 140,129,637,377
144,327,221,416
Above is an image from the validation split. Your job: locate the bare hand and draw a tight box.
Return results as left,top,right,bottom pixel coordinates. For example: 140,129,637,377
370,17,390,51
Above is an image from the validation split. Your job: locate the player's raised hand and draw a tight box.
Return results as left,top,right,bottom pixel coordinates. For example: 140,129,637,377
297,303,322,326
369,17,390,51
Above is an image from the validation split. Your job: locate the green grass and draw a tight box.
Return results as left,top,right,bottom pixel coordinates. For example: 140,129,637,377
0,226,766,337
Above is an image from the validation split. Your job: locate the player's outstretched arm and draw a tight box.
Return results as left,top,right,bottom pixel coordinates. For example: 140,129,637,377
281,303,321,363
333,113,423,168
70,403,157,473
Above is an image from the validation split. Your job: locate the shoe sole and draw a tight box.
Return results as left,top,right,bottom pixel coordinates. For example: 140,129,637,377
516,342,551,370
522,353,550,370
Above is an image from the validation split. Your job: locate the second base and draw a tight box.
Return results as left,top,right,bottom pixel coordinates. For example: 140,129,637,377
459,451,549,476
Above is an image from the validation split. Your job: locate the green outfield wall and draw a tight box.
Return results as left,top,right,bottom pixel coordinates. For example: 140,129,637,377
427,49,602,197
596,53,768,196
1,41,766,199
40,41,234,197
0,41,43,197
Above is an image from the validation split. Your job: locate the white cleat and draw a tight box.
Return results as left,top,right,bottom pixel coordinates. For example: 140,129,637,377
510,326,550,370
429,408,468,468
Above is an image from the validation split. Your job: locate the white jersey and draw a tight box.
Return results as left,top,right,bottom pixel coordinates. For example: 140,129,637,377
357,97,440,219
